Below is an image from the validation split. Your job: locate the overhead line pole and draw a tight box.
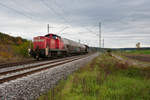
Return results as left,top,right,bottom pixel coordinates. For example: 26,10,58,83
47,24,49,34
99,22,101,48
103,38,104,48
47,24,55,34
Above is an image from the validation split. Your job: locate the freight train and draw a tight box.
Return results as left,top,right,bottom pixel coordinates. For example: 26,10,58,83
29,33,89,60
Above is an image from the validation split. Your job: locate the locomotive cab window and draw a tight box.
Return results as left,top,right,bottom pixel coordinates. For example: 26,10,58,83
52,35,61,40
52,35,57,39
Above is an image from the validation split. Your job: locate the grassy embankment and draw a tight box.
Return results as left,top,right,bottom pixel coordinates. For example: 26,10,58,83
38,53,150,100
0,32,32,62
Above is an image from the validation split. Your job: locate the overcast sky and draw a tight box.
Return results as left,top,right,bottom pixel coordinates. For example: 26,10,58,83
0,0,150,48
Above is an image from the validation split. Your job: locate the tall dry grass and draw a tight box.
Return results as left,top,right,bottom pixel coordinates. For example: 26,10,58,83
38,54,150,100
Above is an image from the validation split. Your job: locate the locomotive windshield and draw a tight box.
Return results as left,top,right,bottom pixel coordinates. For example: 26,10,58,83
52,35,57,39
45,34,61,40
52,34,61,40
45,34,50,38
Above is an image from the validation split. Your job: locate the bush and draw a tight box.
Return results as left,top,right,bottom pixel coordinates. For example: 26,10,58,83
13,41,30,57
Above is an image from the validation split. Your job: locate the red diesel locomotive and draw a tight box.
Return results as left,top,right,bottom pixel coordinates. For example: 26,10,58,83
29,33,89,60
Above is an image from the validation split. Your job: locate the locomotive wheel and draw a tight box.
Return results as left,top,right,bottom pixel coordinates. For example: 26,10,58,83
36,55,40,60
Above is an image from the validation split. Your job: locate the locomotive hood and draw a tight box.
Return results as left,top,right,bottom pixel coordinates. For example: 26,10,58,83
33,36,46,50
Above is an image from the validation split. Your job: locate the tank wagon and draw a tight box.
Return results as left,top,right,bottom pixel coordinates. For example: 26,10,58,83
29,33,89,60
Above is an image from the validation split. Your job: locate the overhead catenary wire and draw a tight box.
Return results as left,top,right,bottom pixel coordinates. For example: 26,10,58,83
40,0,70,26
46,0,95,36
47,0,72,22
57,27,69,33
10,0,44,21
42,0,99,36
0,0,70,27
0,2,32,20
40,0,101,41
0,1,49,27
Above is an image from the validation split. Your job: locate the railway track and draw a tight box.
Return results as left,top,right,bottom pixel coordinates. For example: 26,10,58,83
0,54,90,84
0,60,38,69
0,57,63,69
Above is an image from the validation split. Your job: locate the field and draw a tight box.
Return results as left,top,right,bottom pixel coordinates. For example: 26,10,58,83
114,50,150,62
37,53,150,100
115,50,150,63
123,49,150,54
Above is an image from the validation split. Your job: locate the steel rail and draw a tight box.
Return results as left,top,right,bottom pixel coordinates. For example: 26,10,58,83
0,55,82,69
0,55,82,76
0,54,90,84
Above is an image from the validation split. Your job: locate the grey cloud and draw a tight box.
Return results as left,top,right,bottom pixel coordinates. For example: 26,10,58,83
0,0,150,48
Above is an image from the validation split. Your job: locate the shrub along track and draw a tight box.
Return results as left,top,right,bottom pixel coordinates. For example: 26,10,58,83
0,54,91,84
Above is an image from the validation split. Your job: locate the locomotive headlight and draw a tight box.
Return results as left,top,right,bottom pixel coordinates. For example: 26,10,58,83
28,48,31,56
28,48,31,52
45,47,49,56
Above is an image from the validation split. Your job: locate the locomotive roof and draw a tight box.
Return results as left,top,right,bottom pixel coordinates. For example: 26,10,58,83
45,33,61,38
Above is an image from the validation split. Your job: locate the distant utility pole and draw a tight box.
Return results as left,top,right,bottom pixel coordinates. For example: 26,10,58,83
103,38,104,48
47,24,55,34
47,24,49,34
99,22,101,48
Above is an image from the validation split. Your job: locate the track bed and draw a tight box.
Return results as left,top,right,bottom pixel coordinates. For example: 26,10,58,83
0,54,91,84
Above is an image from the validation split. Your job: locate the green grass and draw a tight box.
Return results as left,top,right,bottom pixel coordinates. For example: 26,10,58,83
123,50,150,54
37,54,150,100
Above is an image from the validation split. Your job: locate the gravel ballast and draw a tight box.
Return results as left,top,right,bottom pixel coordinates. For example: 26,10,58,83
0,53,98,100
